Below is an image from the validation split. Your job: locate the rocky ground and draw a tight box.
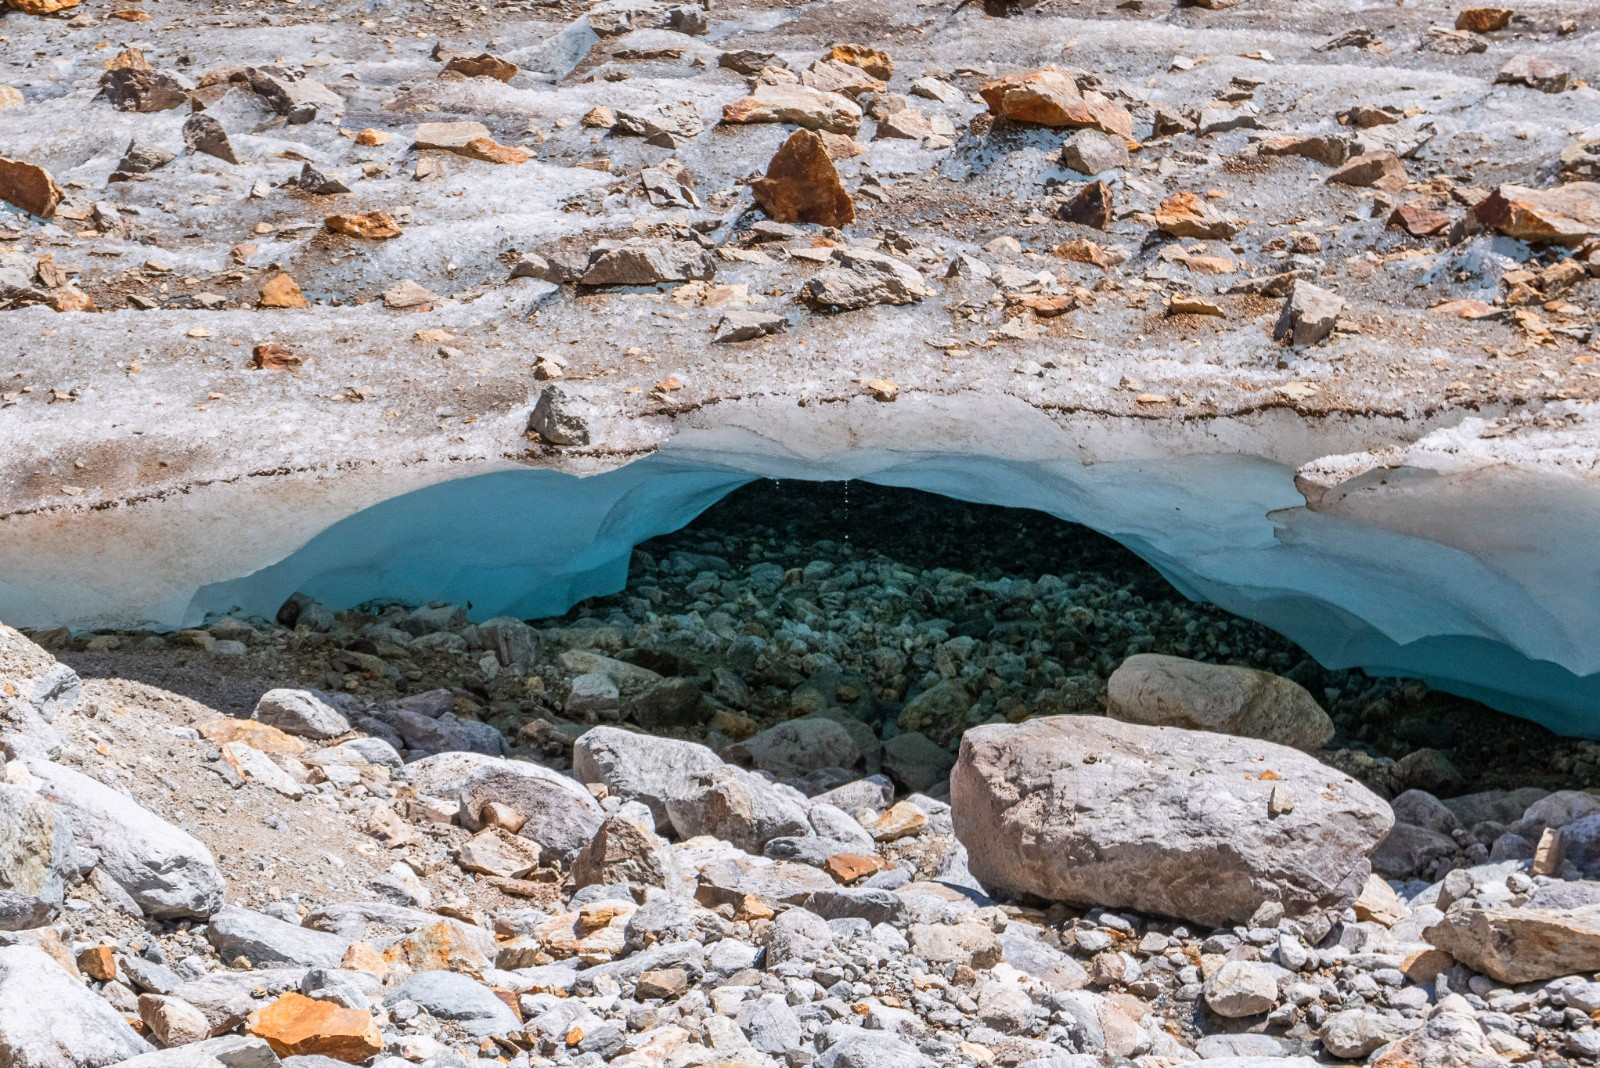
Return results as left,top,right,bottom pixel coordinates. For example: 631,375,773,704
6,481,1600,1068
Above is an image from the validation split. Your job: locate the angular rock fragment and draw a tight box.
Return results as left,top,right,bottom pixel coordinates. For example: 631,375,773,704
1108,654,1335,750
458,757,605,862
1274,280,1343,346
614,101,704,145
295,163,350,195
1327,151,1407,191
250,343,301,370
588,0,709,38
800,247,931,311
253,689,348,739
443,52,518,82
722,84,863,135
751,129,854,228
0,945,152,1068
1561,139,1600,183
258,273,309,310
1456,7,1512,32
830,43,892,80
245,992,382,1062
980,68,1133,139
6,0,82,13
802,59,885,100
713,309,786,343
1388,201,1451,236
242,67,344,124
324,212,402,239
1496,55,1572,93
663,764,810,852
571,813,680,890
1059,181,1113,228
110,141,175,182
950,715,1393,925
641,159,699,209
1474,181,1600,244
1419,27,1488,54
381,279,437,311
1060,129,1128,175
1259,133,1350,167
99,67,188,113
581,240,716,285
0,784,74,930
0,157,63,218
572,726,724,826
1424,905,1600,982
527,386,590,446
183,114,239,164
1153,192,1238,239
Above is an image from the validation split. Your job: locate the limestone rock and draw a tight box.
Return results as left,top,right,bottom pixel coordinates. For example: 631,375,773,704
0,944,152,1068
527,385,590,447
24,758,225,919
1204,960,1282,1018
138,995,212,1048
207,907,351,969
830,43,892,81
950,716,1393,925
1456,7,1512,32
1060,129,1129,175
0,783,74,930
571,813,680,890
1474,182,1600,245
1327,151,1407,191
253,689,349,740
979,68,1133,139
1107,654,1335,750
722,84,863,135
385,971,518,1037
0,157,63,219
664,764,810,852
1423,904,1600,983
751,129,854,229
800,248,932,311
457,757,605,862
726,716,860,777
1274,281,1343,346
572,726,725,827
1322,1009,1420,1059
245,992,382,1062
1371,1011,1502,1068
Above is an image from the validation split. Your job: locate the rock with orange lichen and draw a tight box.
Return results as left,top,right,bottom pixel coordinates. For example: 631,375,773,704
979,68,1133,138
246,993,382,1063
324,211,403,239
5,0,81,14
752,129,855,229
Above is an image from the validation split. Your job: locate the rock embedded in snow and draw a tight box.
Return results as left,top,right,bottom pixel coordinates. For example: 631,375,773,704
801,248,932,311
1107,653,1335,750
751,129,855,229
950,715,1393,925
252,689,349,740
526,386,590,447
23,758,225,919
1274,281,1344,346
0,944,153,1068
580,240,717,286
1474,181,1600,244
713,309,787,344
1154,192,1240,239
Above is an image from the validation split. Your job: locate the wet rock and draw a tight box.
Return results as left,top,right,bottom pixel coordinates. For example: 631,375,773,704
1274,280,1343,346
1424,904,1600,982
980,68,1133,138
752,129,854,229
24,758,225,919
183,114,239,164
0,157,64,218
1496,54,1573,94
253,689,349,740
0,946,152,1065
527,386,590,447
245,992,382,1062
664,764,810,852
581,240,716,285
951,715,1392,925
1474,182,1600,245
1108,654,1335,750
1154,192,1239,239
722,84,863,135
1060,129,1128,175
573,726,724,826
100,67,188,113
1059,181,1113,228
0,784,74,930
801,248,932,311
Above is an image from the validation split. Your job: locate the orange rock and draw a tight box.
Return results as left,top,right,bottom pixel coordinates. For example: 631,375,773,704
1455,7,1512,32
980,68,1133,138
354,128,389,147
250,343,302,371
444,53,518,82
458,137,529,165
77,945,118,981
324,211,403,239
5,0,81,14
825,853,888,883
0,86,21,110
197,717,308,755
1388,202,1451,237
246,993,383,1063
104,47,151,72
752,129,855,228
381,920,492,975
1051,238,1111,269
1326,151,1408,192
0,156,64,219
50,286,96,313
829,43,892,81
818,131,867,161
1153,191,1239,239
865,379,899,403
736,893,776,921
111,10,151,21
258,272,310,309
1018,294,1078,318
340,941,389,979
1474,182,1600,245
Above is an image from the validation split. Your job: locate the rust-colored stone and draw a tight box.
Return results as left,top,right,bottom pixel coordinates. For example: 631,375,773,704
0,156,64,219
1388,202,1451,237
825,853,888,883
1474,182,1600,245
258,272,310,309
752,129,855,228
457,137,529,165
979,68,1133,138
444,53,518,82
245,992,383,1063
830,43,893,81
197,717,309,754
354,128,388,146
325,211,403,239
77,945,118,981
1455,7,1512,32
250,344,302,371
6,0,81,14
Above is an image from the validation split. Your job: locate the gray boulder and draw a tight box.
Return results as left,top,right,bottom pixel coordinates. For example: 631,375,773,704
580,240,716,286
0,944,153,1068
881,732,955,793
251,690,349,740
1424,904,1600,983
664,765,810,853
386,971,520,1037
727,717,861,778
815,1028,932,1068
1273,280,1343,346
24,758,225,919
1107,654,1334,750
801,248,932,311
950,716,1393,926
205,907,350,969
113,1036,279,1068
0,784,75,930
457,757,604,862
764,906,833,965
573,726,725,828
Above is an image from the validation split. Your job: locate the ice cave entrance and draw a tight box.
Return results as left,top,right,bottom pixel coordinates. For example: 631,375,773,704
182,447,1600,741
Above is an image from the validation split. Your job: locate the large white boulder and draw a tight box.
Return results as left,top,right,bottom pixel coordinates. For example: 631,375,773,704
950,716,1392,926
0,944,152,1068
0,784,76,930
1107,654,1334,751
572,725,725,827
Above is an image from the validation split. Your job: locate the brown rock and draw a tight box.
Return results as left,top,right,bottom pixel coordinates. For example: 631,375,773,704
636,968,690,999
325,211,403,239
76,945,118,981
258,273,309,309
1165,294,1225,317
1059,181,1113,229
802,59,885,100
751,129,855,228
1496,55,1572,94
1154,191,1239,239
825,853,887,883
197,717,308,754
246,992,383,1063
1052,238,1111,268
1473,182,1600,244
830,44,893,81
457,137,530,165
250,344,302,371
722,85,862,135
183,114,239,164
979,68,1133,139
1388,202,1451,236
1455,7,1513,32
139,994,211,1047
869,800,927,841
1259,134,1351,167
444,53,518,82
865,379,898,402
100,67,188,113
0,156,64,218
5,0,80,13
354,128,389,147
1326,151,1407,191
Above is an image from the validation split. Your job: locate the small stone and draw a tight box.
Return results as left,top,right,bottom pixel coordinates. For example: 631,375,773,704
138,994,211,1047
382,279,438,311
183,114,240,164
443,52,518,82
1420,27,1488,55
713,310,787,344
250,344,302,371
824,853,887,883
77,945,118,981
1274,280,1343,346
1327,151,1407,191
1165,294,1224,317
752,129,854,228
258,273,310,309
354,128,388,146
1059,182,1113,228
324,212,403,239
1204,960,1282,1018
246,992,383,1062
868,800,927,841
1060,129,1129,175
1154,191,1239,239
528,386,590,446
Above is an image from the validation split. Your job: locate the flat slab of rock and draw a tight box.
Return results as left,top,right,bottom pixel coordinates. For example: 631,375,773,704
950,715,1392,925
1424,904,1600,982
1107,654,1334,750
